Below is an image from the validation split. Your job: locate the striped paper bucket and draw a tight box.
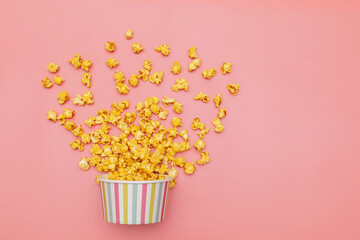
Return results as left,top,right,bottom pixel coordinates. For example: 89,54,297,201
97,174,171,224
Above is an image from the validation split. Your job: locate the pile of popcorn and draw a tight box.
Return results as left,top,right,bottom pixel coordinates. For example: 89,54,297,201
42,29,239,188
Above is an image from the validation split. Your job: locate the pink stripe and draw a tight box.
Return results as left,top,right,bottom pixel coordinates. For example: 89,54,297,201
160,182,168,221
114,183,120,224
99,183,105,219
141,184,147,224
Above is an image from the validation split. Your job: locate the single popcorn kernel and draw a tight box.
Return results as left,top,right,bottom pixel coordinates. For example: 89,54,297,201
170,62,181,76
158,109,168,120
184,162,195,175
179,129,189,141
106,57,119,68
64,120,76,131
227,83,240,96
81,73,91,88
192,118,205,130
128,74,139,87
70,139,84,151
47,62,59,73
81,59,92,72
79,158,90,170
144,59,152,71
116,83,130,95
68,54,82,69
132,42,144,54
162,96,175,107
53,76,64,85
213,118,224,133
197,151,210,165
105,41,116,52
188,47,197,59
218,108,227,119
171,117,182,127
138,69,149,81
189,59,201,72
172,78,188,92
202,68,217,79
57,91,70,104
194,92,209,103
114,71,125,83
197,127,209,139
221,62,232,74
149,71,164,85
194,139,206,151
173,101,183,114
41,77,53,88
213,93,222,108
47,110,57,122
154,44,170,56
125,29,133,39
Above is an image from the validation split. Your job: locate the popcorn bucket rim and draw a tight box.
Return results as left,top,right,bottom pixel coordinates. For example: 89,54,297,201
97,174,172,184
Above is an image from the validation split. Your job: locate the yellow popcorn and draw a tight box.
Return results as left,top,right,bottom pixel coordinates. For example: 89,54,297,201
155,44,170,56
53,76,64,85
57,109,75,124
47,110,57,122
47,62,59,73
81,59,92,72
144,59,152,71
179,129,189,141
168,167,178,179
128,74,139,87
192,118,205,130
70,139,84,151
149,71,164,85
81,133,91,144
170,61,182,74
158,109,168,120
197,151,210,165
81,73,91,88
212,118,224,133
162,96,175,107
116,83,130,94
188,59,201,71
227,83,240,96
41,77,53,88
171,117,182,128
114,71,125,83
172,78,189,92
197,127,209,139
173,101,183,114
132,42,144,53
202,68,217,79
106,57,119,68
57,91,70,104
218,108,226,119
184,162,195,174
169,180,176,189
105,41,116,52
213,93,222,108
172,156,185,167
72,125,84,137
188,47,197,59
138,69,149,81
79,158,90,170
64,120,76,131
221,62,232,74
125,29,133,39
194,139,206,151
68,54,82,69
194,92,209,103
72,91,93,105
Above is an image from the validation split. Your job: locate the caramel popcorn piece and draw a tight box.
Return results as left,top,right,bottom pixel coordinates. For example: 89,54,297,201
212,118,224,133
162,96,175,107
154,44,170,56
132,43,144,53
144,59,152,71
188,47,197,59
81,73,91,88
170,61,181,75
194,92,209,103
81,59,92,72
114,71,125,83
158,109,168,120
47,62,59,73
57,109,75,124
213,93,222,108
64,120,76,131
79,158,90,170
138,69,149,81
128,74,139,87
53,76,64,85
179,129,189,141
227,83,240,96
202,68,217,79
149,71,164,85
218,108,226,119
81,133,91,144
221,62,232,74
173,101,183,114
70,139,84,151
171,117,182,128
192,118,205,130
172,78,188,92
57,91,70,104
72,125,84,137
68,54,82,69
106,57,119,68
41,76,53,88
125,29,133,39
197,127,209,139
197,151,210,165
184,162,195,174
72,91,93,105
47,110,57,122
116,83,130,95
194,139,206,151
105,41,116,52
189,59,201,71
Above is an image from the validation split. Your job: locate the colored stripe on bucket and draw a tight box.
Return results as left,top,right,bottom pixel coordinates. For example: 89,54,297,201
114,183,120,224
148,183,156,223
101,182,108,222
123,184,128,224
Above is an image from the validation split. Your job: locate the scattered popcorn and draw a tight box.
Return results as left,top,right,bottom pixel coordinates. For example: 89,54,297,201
194,92,209,103
106,57,119,68
41,76,53,88
189,59,201,71
197,151,210,165
47,110,57,122
202,68,217,79
221,62,232,74
144,59,152,71
212,118,224,133
47,63,59,73
173,101,183,114
172,78,189,92
171,117,182,128
192,118,205,130
105,41,116,52
197,127,209,139
194,139,206,151
82,73,91,88
53,76,64,85
70,139,84,151
129,74,139,87
227,83,240,96
81,59,92,72
57,109,75,124
125,29,133,39
149,71,164,85
72,91,93,105
132,42,144,53
188,47,197,59
170,61,182,75
68,54,82,69
218,108,226,119
57,91,70,104
79,158,90,170
213,93,222,108
155,44,170,56
184,162,195,175
162,96,175,107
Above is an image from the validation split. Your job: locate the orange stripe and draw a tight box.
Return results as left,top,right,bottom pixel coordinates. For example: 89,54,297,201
148,183,156,223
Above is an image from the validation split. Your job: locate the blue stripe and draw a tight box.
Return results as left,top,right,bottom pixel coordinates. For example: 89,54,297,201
132,185,138,224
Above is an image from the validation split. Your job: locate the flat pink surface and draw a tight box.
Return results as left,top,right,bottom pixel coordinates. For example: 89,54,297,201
1,0,360,239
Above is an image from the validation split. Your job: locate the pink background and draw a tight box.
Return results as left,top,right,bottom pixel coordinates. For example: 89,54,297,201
1,0,360,239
